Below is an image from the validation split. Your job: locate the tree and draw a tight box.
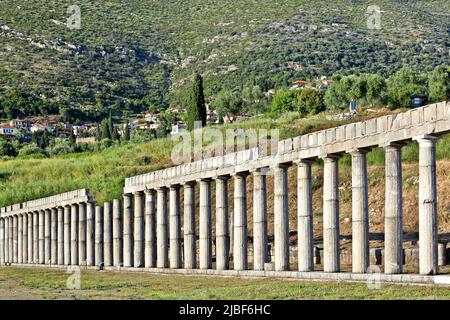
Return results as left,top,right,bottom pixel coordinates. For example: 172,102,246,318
211,89,242,122
186,73,207,130
69,131,76,145
428,65,450,103
242,85,269,115
296,88,325,115
387,66,427,109
41,130,50,149
0,139,17,157
123,122,130,141
271,88,296,114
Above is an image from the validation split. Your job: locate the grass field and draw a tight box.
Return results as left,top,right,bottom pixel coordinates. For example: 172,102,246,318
0,267,449,300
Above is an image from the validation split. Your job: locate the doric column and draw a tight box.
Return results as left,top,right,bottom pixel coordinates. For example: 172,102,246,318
50,208,57,265
296,159,314,272
233,173,248,271
384,143,404,274
44,209,51,264
13,215,18,263
252,169,268,271
0,219,4,264
133,192,144,268
199,179,212,270
33,213,39,264
23,214,28,264
86,202,95,266
113,199,123,267
18,214,23,264
123,193,133,267
104,201,113,267
273,164,290,271
183,182,196,269
63,205,71,265
169,185,182,269
95,206,104,266
38,210,45,264
70,204,78,265
416,135,439,275
144,190,156,268
27,213,33,264
78,203,86,266
215,176,230,270
156,188,168,268
9,217,13,263
57,207,64,265
322,155,341,273
4,218,8,263
350,149,370,273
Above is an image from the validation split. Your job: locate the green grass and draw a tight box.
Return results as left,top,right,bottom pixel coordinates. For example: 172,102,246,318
0,267,449,300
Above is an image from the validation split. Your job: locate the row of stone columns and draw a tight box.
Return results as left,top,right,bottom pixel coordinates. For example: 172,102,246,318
0,136,441,276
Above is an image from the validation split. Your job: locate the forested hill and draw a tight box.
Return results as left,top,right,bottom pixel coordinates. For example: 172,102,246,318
0,0,448,118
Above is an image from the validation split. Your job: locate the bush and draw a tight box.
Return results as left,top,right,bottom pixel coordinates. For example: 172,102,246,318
18,143,47,158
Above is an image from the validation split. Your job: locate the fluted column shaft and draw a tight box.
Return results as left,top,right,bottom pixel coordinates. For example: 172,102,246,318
38,210,45,264
296,160,314,272
384,144,403,274
33,212,38,264
323,155,341,273
0,219,4,264
23,214,28,264
113,199,123,267
273,164,290,271
27,213,33,264
95,206,104,266
169,185,182,269
4,218,9,263
133,193,144,268
50,208,57,265
70,204,78,265
183,182,196,269
123,194,133,267
57,207,64,265
157,188,168,268
44,209,51,264
253,169,268,271
13,215,18,263
199,179,212,269
18,215,23,264
233,173,248,271
104,202,113,267
78,203,86,265
417,136,439,275
351,149,370,273
86,202,95,266
216,176,230,270
63,206,71,265
144,191,156,268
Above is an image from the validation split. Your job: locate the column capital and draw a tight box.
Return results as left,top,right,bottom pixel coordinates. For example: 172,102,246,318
213,174,231,181
379,141,406,149
293,159,315,166
123,192,133,197
144,188,156,195
250,167,270,175
134,190,145,196
231,171,250,177
196,177,212,183
320,153,343,161
347,147,371,155
181,180,196,187
169,184,181,190
413,134,441,143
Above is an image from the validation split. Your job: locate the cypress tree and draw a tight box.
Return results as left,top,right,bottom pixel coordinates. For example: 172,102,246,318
41,130,49,149
187,72,207,130
123,122,130,141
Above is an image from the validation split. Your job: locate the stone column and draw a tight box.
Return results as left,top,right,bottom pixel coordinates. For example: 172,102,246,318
64,205,71,265
57,207,64,265
199,179,212,270
13,215,18,263
23,214,28,264
323,155,341,273
296,160,314,272
384,143,403,274
78,203,86,266
416,135,439,275
44,209,51,264
156,188,168,268
18,214,23,264
144,191,156,268
95,206,104,266
86,202,95,266
0,219,4,264
169,185,182,269
252,169,268,271
38,210,45,264
123,193,133,267
216,176,230,270
183,182,196,269
4,218,8,263
33,212,39,264
9,217,13,263
273,164,290,271
233,173,248,271
50,208,57,265
350,149,370,273
70,204,78,265
104,201,113,267
113,199,123,267
27,213,33,264
133,193,144,268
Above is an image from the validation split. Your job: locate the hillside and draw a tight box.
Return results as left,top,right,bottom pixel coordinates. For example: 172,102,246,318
0,0,448,116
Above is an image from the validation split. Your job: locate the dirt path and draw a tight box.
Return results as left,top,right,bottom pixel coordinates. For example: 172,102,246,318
0,279,44,300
